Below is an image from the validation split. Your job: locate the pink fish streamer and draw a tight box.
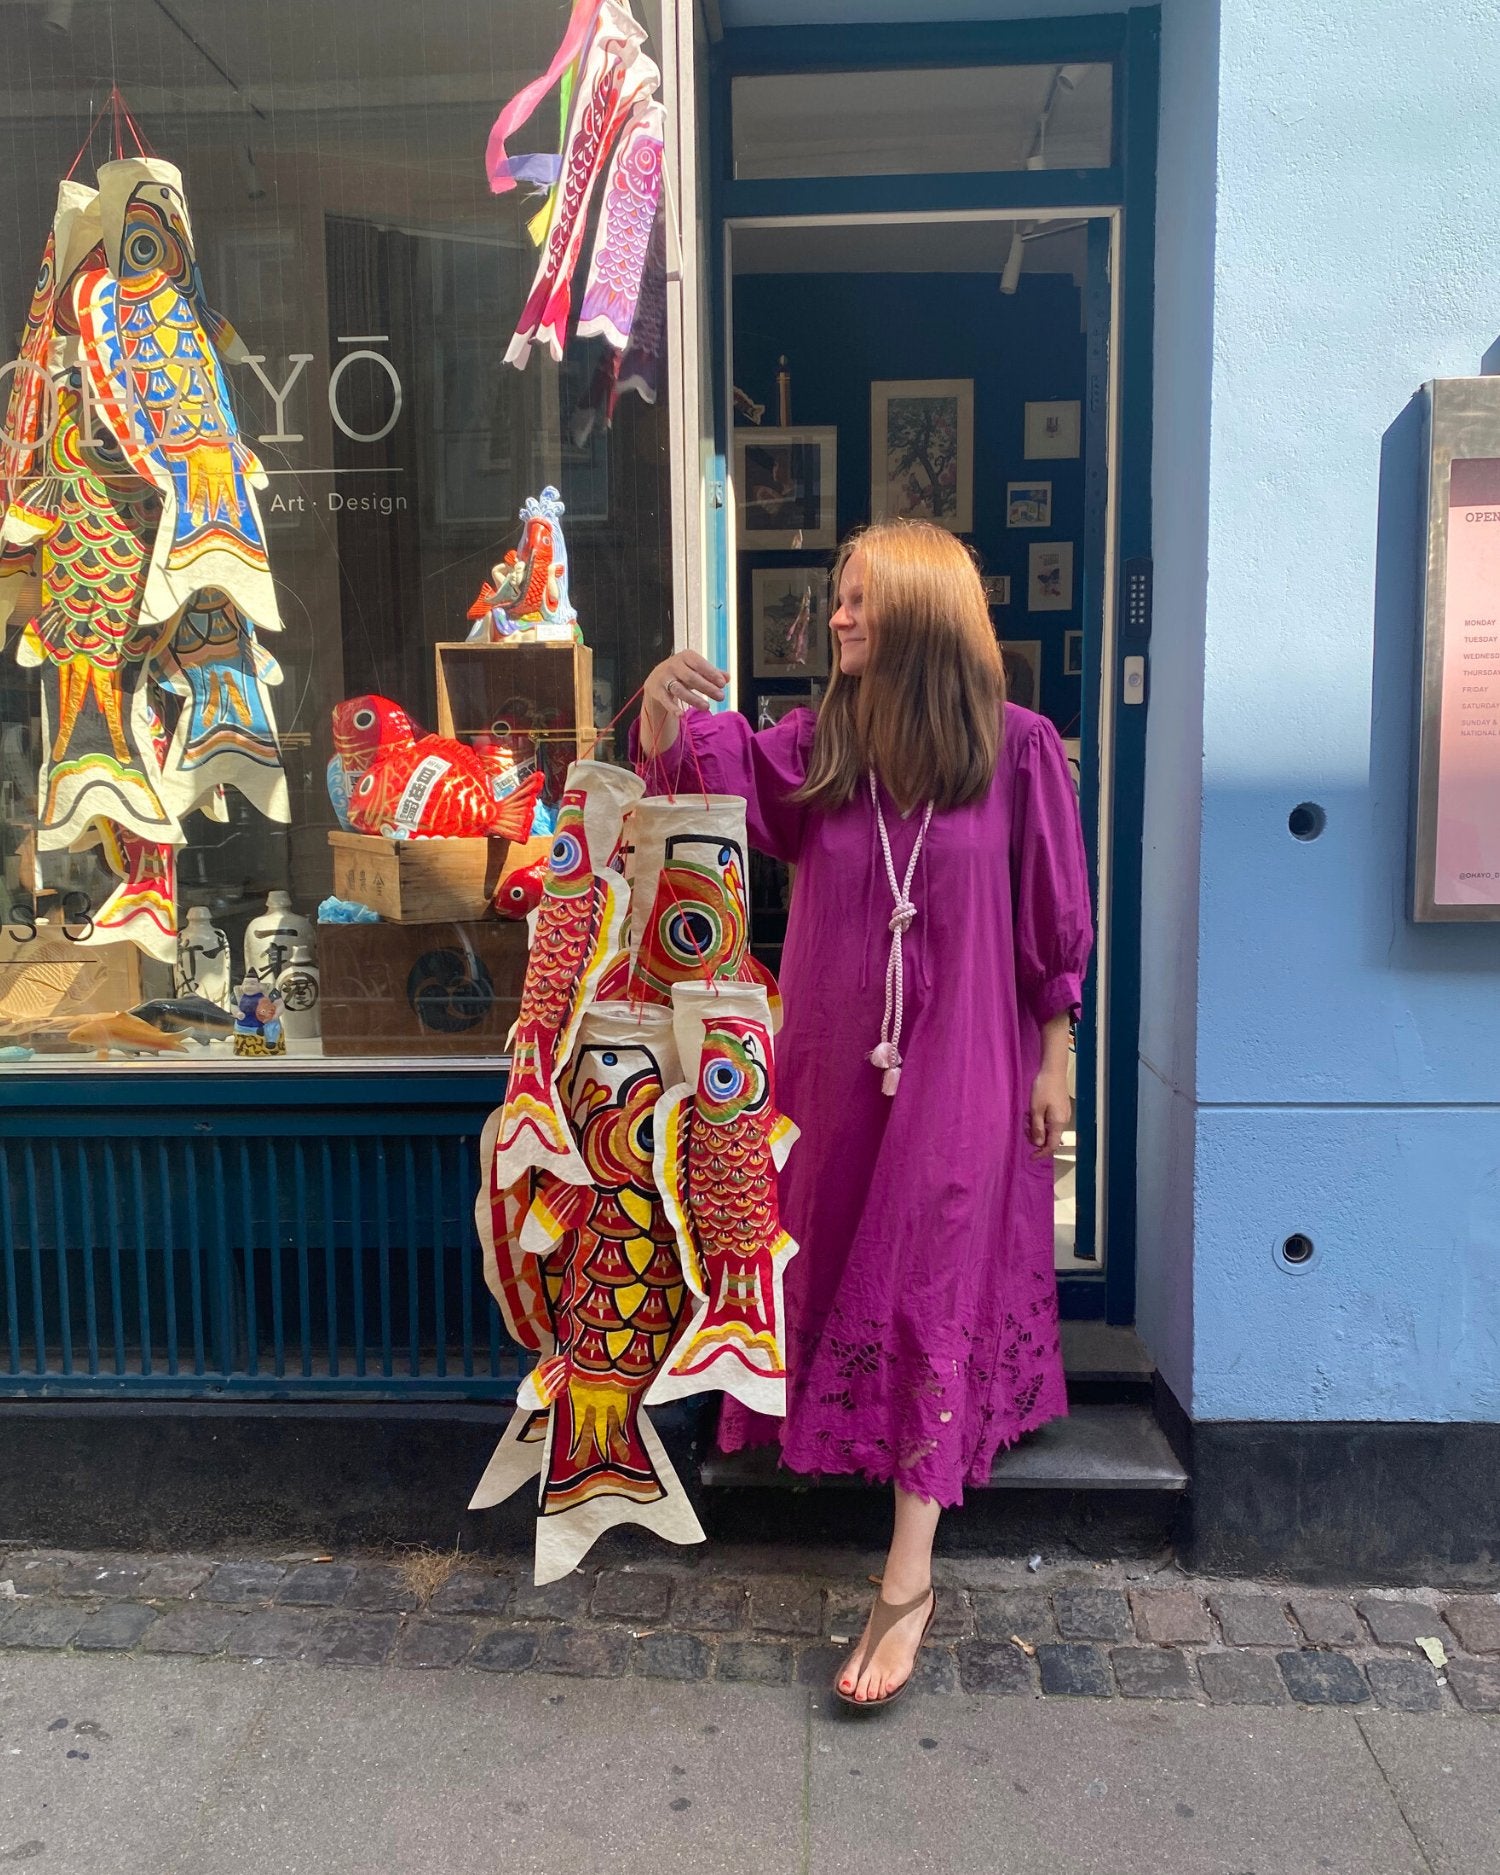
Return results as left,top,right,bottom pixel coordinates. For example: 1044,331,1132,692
485,0,602,195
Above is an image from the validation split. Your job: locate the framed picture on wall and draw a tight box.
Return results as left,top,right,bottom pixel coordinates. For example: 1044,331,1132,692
1007,481,1052,528
998,640,1043,712
870,379,974,533
982,574,1011,607
1028,541,1074,611
1064,630,1084,676
757,688,822,728
750,566,832,679
734,427,837,549
1024,400,1081,460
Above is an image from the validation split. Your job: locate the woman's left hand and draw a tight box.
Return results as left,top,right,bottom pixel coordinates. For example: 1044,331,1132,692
1027,1065,1072,1159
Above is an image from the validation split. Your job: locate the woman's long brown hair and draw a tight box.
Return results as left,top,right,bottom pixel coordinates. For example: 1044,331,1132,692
796,520,1005,815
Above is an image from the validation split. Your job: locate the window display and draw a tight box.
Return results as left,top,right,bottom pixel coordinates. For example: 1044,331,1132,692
0,0,672,1069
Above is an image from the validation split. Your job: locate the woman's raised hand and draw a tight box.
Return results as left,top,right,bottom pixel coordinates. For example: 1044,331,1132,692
639,650,729,755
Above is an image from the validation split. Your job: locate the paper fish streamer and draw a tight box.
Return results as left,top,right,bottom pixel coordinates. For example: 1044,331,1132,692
156,594,289,825
490,0,665,372
76,158,279,636
465,486,580,643
489,761,642,1188
648,983,799,1417
329,694,545,841
471,1005,701,1583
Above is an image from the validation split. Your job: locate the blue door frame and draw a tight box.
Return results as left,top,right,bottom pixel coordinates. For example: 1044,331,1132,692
708,8,1159,1324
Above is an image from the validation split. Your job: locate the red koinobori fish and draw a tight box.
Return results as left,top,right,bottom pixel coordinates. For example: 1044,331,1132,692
487,761,642,1190
649,990,799,1418
330,694,544,841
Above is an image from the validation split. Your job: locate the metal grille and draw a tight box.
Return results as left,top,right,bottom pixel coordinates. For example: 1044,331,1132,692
0,1118,521,1400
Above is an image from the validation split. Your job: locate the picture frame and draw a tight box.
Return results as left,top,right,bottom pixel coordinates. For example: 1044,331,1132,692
757,688,821,728
750,566,832,679
1028,541,1075,612
982,574,1011,607
870,379,974,533
1064,630,1084,677
1024,400,1081,460
998,640,1043,712
735,427,837,550
1007,481,1052,528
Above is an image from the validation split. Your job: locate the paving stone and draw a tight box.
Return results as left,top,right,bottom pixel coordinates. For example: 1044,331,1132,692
1130,1586,1212,1646
510,1573,592,1621
1439,1598,1500,1655
0,1600,88,1649
202,1561,287,1604
1053,1587,1131,1642
343,1564,421,1613
225,1608,330,1664
141,1607,241,1656
428,1572,512,1617
54,1559,151,1600
1355,1598,1453,1652
1037,1642,1113,1697
321,1614,402,1669
957,1640,1035,1696
1446,1657,1500,1713
2,1552,68,1592
748,1576,824,1636
715,1640,794,1685
1365,1656,1442,1712
1197,1650,1289,1706
1277,1649,1370,1706
929,1592,973,1641
1209,1591,1295,1648
973,1588,1056,1645
591,1571,672,1623
471,1627,540,1674
796,1643,849,1689
535,1623,631,1678
395,1618,478,1669
671,1576,746,1633
1111,1646,1198,1700
73,1602,158,1651
276,1563,357,1607
634,1631,713,1681
1289,1595,1364,1646
140,1558,214,1601
823,1585,873,1642
911,1647,960,1694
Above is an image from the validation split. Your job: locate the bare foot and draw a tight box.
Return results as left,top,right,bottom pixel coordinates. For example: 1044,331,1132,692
837,1587,934,1703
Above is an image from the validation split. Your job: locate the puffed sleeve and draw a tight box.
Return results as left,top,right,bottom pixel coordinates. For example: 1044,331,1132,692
1010,713,1094,1024
629,707,817,864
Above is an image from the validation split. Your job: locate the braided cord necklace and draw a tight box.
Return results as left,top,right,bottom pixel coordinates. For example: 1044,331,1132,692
867,769,934,1098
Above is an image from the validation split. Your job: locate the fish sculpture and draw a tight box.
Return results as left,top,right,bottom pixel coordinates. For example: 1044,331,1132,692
474,1006,701,1584
649,986,799,1417
465,486,579,643
68,1011,190,1058
488,761,642,1189
492,856,548,920
329,694,544,841
130,994,236,1036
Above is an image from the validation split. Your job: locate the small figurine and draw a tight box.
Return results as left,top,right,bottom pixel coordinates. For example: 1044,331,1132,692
233,972,285,1057
465,487,581,644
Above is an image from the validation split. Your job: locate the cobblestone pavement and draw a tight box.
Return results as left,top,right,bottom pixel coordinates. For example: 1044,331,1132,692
3,1544,1497,1716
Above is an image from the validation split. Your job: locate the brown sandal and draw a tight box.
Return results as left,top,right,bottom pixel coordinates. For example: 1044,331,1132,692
833,1588,937,1711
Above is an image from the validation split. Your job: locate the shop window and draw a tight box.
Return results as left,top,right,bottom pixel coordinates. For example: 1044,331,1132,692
0,0,672,1069
731,63,1113,181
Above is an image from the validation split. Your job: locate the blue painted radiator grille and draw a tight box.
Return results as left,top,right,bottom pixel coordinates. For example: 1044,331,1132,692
0,1124,522,1399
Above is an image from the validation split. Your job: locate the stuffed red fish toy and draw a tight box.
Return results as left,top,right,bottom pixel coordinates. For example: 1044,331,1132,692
330,695,543,840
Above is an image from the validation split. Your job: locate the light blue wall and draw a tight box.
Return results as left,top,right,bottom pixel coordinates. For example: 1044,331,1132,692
1143,0,1500,1420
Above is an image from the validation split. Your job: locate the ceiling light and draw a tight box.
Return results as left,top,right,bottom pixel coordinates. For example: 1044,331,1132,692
239,143,266,202
1000,225,1026,295
1056,63,1090,91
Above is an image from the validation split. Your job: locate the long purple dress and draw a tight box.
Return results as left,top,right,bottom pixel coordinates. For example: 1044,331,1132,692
639,701,1093,1507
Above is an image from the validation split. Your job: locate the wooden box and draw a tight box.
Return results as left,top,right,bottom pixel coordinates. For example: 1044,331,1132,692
0,930,144,1046
319,919,529,1057
433,642,598,766
328,831,509,923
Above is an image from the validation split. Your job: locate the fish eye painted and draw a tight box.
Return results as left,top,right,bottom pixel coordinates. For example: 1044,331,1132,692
550,831,582,871
718,845,734,867
353,707,376,731
705,1060,744,1101
601,1052,618,1066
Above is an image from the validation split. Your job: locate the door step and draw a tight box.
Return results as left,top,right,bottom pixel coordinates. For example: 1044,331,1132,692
699,1403,1187,1494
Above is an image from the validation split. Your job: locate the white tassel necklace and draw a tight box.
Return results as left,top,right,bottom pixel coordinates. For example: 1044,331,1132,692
867,770,933,1098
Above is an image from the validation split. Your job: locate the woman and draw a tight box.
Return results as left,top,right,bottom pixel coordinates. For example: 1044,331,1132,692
638,521,1092,1708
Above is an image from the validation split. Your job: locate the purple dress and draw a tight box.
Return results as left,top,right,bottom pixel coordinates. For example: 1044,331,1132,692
639,702,1093,1507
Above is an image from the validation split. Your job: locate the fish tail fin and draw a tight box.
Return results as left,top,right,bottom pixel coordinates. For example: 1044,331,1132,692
467,1403,550,1510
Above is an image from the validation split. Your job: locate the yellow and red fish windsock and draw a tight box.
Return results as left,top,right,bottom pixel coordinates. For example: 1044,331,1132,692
487,760,643,1192
648,982,799,1418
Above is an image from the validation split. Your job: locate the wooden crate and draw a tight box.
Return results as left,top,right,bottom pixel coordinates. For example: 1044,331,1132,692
0,930,144,1045
328,831,509,923
319,919,529,1057
433,641,598,765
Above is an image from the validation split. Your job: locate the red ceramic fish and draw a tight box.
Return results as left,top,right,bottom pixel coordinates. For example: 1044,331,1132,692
330,694,543,841
493,857,548,920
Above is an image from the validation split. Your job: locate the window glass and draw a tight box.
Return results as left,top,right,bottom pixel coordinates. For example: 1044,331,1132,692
732,63,1113,180
0,0,671,1068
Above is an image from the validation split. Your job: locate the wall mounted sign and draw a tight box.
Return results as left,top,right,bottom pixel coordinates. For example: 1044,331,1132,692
1414,378,1500,921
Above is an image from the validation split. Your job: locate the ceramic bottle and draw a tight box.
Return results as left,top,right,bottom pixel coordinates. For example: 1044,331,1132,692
243,890,315,984
276,943,321,1047
175,904,232,1008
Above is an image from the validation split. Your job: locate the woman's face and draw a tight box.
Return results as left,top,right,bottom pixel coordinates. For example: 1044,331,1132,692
830,549,871,677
